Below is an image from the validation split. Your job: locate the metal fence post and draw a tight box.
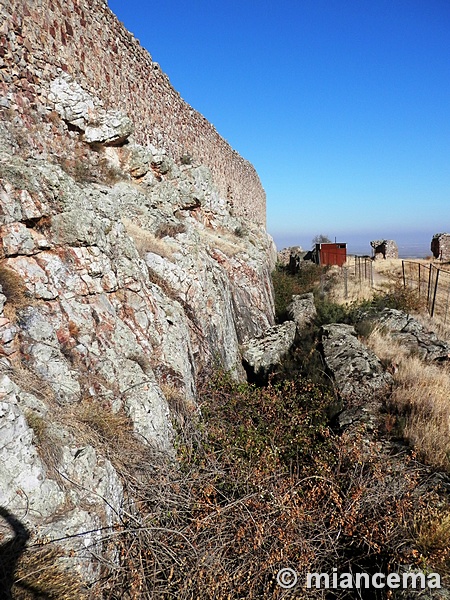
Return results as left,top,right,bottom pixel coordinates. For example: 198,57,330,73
427,265,433,314
431,267,440,318
418,263,421,296
402,261,405,289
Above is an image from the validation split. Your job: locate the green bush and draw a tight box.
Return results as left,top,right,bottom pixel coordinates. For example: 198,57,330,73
200,370,334,477
314,298,349,326
271,263,324,322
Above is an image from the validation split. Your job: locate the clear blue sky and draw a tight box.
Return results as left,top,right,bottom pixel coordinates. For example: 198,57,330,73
108,0,450,254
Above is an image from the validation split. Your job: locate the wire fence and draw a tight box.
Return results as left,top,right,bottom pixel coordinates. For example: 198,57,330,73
319,256,374,300
353,256,374,286
402,260,450,325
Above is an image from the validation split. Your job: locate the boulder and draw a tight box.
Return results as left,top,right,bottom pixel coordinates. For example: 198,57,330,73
83,109,134,146
286,292,316,332
321,323,393,427
241,321,296,376
369,308,450,361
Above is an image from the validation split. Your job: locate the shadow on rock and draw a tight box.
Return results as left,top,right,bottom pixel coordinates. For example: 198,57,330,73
0,506,50,599
0,506,30,599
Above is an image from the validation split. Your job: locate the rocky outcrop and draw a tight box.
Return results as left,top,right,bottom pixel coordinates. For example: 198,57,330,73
367,308,450,361
321,324,393,428
49,74,134,146
370,239,398,259
431,233,450,261
0,71,275,583
241,322,296,377
286,292,316,332
0,374,123,581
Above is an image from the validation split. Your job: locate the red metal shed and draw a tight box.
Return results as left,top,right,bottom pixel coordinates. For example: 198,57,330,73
315,243,347,267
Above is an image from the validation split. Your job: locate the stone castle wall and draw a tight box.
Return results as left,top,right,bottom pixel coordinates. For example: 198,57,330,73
0,0,266,225
431,233,450,261
370,239,398,260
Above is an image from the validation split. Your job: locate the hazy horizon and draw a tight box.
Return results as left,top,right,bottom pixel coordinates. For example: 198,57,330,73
272,229,437,258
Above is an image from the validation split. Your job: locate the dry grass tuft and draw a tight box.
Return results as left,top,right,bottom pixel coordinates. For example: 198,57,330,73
70,399,159,479
74,400,133,446
24,410,47,443
412,309,450,342
24,409,62,480
415,511,450,556
154,221,186,239
160,383,192,416
12,544,86,599
160,383,198,447
367,327,450,470
0,264,30,317
122,218,174,260
200,227,246,257
10,363,56,404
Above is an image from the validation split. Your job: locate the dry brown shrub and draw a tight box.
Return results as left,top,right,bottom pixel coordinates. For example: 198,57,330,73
68,320,80,338
91,370,447,599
